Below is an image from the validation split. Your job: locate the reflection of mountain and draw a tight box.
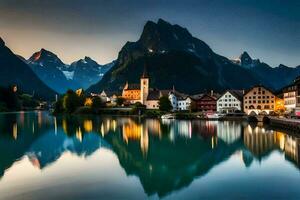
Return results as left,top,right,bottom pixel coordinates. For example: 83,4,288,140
0,112,53,179
105,121,242,197
27,129,111,169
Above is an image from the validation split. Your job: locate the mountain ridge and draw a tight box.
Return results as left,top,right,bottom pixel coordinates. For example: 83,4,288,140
88,19,299,94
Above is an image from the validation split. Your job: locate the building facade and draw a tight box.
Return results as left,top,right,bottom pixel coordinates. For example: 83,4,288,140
283,76,300,116
192,92,219,112
167,90,192,111
243,86,276,115
217,90,243,113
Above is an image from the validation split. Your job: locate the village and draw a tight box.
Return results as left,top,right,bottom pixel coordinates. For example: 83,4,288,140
88,70,300,121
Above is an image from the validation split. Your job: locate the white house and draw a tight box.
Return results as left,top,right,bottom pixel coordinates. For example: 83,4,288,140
217,90,243,113
168,90,192,111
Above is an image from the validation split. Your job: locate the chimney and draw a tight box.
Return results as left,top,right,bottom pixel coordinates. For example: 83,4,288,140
242,90,245,94
210,90,214,96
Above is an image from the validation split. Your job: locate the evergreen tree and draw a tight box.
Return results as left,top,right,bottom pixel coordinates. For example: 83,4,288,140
159,96,172,112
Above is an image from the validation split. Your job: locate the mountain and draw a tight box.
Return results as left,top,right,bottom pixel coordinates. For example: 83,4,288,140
89,19,295,94
233,52,300,89
69,57,115,89
0,38,56,100
27,50,114,92
27,49,78,93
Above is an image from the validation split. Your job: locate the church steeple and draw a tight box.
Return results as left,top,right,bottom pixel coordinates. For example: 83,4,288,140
141,64,149,78
140,64,149,104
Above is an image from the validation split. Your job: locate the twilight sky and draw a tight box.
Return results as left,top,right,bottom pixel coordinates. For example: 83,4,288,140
0,0,299,66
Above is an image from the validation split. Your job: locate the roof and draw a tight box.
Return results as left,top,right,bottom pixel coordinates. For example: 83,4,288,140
191,93,204,100
192,93,217,101
147,89,160,100
125,83,140,90
159,89,188,100
218,90,244,101
243,85,275,96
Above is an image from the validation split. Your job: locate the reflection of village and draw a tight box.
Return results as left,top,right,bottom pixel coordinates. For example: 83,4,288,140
57,116,300,167
2,112,300,168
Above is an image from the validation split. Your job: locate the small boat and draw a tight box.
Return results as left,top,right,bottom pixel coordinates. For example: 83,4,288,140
206,112,220,120
161,114,176,119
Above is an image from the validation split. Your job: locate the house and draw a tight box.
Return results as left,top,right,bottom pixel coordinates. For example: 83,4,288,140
243,85,277,115
159,89,192,111
217,90,244,113
145,89,160,109
192,91,219,112
283,76,300,116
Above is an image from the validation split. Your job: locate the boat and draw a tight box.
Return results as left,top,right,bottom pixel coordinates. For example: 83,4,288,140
205,112,221,120
161,114,176,119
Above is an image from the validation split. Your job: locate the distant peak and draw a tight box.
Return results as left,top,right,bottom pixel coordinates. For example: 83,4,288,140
84,56,93,62
157,18,171,26
278,64,288,68
0,37,5,47
29,48,58,62
240,51,251,59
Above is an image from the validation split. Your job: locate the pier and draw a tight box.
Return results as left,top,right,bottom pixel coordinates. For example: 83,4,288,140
268,117,300,132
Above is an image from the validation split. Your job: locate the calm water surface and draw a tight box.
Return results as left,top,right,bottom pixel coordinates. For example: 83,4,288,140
0,111,299,200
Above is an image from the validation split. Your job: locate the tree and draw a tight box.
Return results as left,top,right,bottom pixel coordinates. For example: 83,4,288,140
20,94,39,108
188,101,197,112
92,97,105,109
131,102,146,114
53,98,64,114
63,90,83,113
159,96,172,112
116,97,125,106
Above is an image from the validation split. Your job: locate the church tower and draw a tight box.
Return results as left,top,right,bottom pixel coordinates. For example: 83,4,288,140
140,66,149,105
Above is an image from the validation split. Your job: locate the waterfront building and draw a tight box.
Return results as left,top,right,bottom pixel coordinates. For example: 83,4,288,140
243,86,276,115
283,76,300,116
162,89,192,111
192,91,220,112
217,90,244,113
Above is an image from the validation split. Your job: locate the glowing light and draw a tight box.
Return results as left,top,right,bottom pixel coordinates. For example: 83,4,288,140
83,120,93,132
84,98,93,106
13,123,18,140
76,127,83,142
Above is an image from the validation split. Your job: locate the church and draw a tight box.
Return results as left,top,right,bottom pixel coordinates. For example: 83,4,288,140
122,69,191,110
122,70,161,109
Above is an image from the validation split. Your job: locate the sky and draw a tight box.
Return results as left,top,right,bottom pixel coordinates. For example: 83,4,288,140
0,0,299,66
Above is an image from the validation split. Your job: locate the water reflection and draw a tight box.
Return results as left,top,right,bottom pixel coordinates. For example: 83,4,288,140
0,112,299,198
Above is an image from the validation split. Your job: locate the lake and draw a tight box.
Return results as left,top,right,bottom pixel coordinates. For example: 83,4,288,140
0,111,299,200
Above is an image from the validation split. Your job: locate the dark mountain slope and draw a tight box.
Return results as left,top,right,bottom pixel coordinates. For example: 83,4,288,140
0,38,56,100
